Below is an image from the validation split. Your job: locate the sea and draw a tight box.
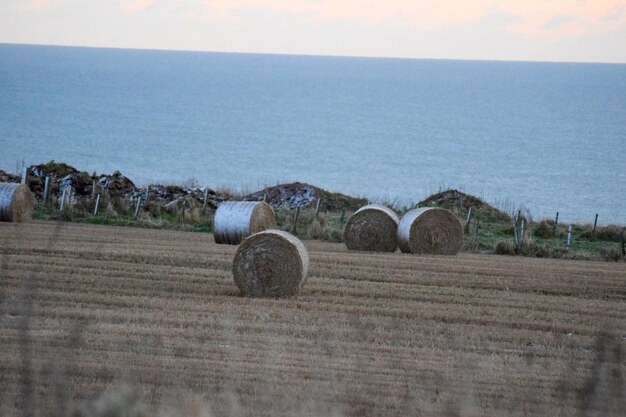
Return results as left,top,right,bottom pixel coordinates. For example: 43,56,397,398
1,44,625,224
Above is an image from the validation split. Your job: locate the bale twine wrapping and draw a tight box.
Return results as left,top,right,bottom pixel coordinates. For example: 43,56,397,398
344,204,399,252
214,201,276,245
397,207,463,255
0,183,33,223
232,229,309,298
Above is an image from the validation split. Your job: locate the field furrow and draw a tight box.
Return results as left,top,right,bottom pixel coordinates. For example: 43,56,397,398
1,221,624,416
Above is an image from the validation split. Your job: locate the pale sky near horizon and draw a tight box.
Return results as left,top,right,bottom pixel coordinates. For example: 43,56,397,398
1,0,626,63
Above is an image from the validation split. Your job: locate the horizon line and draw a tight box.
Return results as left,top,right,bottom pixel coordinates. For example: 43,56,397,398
2,41,626,66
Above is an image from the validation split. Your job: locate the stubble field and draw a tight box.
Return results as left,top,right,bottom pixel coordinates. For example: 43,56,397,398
0,221,624,416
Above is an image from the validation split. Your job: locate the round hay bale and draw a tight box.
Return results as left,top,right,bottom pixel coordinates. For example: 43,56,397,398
0,183,33,223
344,204,399,252
232,229,309,298
214,201,276,245
397,207,463,255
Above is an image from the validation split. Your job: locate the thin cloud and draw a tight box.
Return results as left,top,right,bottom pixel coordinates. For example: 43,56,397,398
122,0,156,14
21,0,51,10
601,5,624,22
543,15,576,30
198,0,626,38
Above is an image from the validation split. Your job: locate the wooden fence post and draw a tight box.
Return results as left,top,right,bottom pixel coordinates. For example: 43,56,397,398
566,225,572,251
94,195,101,216
292,206,300,234
472,219,480,244
59,189,67,211
465,207,472,233
134,196,141,218
513,221,520,251
43,176,50,205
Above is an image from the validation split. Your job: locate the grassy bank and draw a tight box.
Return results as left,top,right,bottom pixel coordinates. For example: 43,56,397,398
32,194,625,262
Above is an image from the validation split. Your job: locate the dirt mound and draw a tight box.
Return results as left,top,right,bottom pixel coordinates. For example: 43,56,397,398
30,161,79,178
25,162,134,200
12,162,366,212
0,170,20,183
27,161,92,199
418,189,510,222
144,185,226,210
97,170,136,197
245,182,367,212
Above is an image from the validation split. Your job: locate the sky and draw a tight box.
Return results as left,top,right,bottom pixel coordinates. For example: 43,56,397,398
1,0,626,63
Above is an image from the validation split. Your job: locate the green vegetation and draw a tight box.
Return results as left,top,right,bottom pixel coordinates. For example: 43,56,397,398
34,197,214,234
32,187,624,262
32,160,80,177
462,211,624,261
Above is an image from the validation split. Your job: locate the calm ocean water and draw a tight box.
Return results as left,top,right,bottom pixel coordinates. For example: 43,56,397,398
1,44,625,223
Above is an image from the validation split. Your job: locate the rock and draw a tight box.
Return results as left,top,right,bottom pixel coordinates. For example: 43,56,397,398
59,172,93,196
98,171,136,197
418,189,510,222
26,161,89,200
0,170,20,183
245,182,367,212
29,161,79,179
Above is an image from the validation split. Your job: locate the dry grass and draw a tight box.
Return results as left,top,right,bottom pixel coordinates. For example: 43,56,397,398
0,221,624,416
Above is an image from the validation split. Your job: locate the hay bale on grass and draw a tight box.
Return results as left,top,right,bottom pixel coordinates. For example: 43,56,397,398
398,207,463,255
214,201,276,245
344,204,399,252
0,183,33,223
232,230,309,298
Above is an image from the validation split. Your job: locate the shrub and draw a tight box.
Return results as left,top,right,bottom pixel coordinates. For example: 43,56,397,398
581,225,624,242
494,240,516,256
599,247,623,262
307,219,324,240
322,224,344,242
534,219,556,238
520,240,556,258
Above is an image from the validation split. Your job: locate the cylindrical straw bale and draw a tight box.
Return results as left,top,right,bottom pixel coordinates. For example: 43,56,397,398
398,207,463,255
214,201,276,245
232,230,309,298
344,204,399,252
0,183,33,223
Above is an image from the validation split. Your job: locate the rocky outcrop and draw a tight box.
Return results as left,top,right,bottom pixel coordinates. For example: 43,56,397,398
418,189,510,221
0,170,20,183
97,171,136,197
10,162,367,212
245,182,367,212
137,185,226,210
26,161,94,200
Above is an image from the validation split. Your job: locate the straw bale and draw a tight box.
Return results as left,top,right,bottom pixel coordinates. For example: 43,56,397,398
232,230,309,298
0,183,33,223
397,207,463,255
214,201,276,245
344,204,399,252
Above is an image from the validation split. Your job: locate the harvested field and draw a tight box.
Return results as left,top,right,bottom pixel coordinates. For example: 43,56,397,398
0,221,624,416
